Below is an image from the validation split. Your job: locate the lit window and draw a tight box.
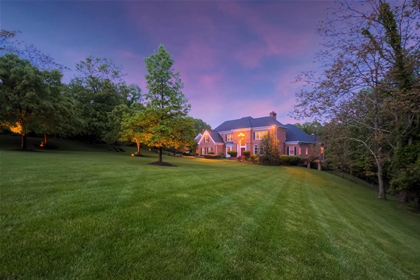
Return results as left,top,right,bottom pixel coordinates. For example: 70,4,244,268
204,135,209,142
289,147,295,155
306,147,308,155
227,134,233,141
255,131,268,140
254,145,258,154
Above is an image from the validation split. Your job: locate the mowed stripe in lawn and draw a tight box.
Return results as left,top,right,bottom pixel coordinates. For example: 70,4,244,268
1,150,420,279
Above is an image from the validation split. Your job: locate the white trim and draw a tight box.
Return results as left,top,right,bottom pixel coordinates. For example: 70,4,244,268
197,130,216,145
194,133,203,141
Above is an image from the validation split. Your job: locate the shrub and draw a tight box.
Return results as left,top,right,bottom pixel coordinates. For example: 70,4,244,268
204,154,221,159
218,152,226,159
189,152,197,156
279,155,303,166
208,151,215,154
243,150,251,160
250,154,259,163
237,155,245,162
228,151,237,157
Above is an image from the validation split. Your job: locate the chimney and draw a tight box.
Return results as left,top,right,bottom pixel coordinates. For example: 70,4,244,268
269,111,277,120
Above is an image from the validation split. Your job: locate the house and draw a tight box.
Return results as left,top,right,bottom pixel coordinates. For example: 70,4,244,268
195,111,321,158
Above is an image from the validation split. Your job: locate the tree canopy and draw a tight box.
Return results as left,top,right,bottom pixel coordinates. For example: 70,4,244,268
294,0,420,201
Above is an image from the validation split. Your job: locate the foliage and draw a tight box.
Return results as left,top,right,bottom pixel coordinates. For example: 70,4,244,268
204,154,221,159
293,0,420,200
187,117,211,135
389,142,420,208
0,54,68,149
250,154,259,163
243,150,251,160
295,121,324,138
279,155,303,166
141,45,194,163
208,151,215,154
259,134,281,165
218,152,226,159
67,56,142,141
228,151,237,157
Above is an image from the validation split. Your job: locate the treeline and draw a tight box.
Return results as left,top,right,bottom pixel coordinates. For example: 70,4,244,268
0,31,210,162
294,0,420,208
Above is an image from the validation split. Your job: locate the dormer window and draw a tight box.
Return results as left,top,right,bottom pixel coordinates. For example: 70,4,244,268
226,134,233,142
204,135,209,142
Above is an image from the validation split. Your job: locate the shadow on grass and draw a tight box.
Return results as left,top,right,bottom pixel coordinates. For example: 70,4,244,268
148,161,177,167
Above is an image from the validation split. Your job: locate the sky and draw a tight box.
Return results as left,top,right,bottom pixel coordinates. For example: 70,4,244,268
2,0,331,128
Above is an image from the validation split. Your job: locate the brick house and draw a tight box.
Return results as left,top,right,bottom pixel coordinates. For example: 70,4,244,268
195,112,321,158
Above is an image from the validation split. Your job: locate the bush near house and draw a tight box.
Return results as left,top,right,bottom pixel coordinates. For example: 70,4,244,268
250,154,259,163
228,151,237,157
204,154,221,159
218,152,226,159
208,151,215,154
243,151,251,160
279,155,303,166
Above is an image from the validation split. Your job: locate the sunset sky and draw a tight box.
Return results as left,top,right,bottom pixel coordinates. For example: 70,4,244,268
3,0,331,128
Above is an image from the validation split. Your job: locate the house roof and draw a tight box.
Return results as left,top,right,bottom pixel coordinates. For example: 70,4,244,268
285,124,316,143
208,130,224,143
214,116,286,132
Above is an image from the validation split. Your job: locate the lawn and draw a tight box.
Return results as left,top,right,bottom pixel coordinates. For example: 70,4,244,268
1,136,420,279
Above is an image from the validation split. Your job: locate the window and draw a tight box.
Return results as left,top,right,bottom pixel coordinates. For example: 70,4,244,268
204,135,209,142
254,145,258,155
254,131,268,140
305,147,308,155
289,147,295,155
299,147,302,156
227,146,232,153
209,147,213,153
227,134,233,142
240,138,245,146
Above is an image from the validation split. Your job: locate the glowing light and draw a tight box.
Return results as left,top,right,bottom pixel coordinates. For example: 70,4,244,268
131,154,135,156
238,132,245,138
40,142,44,147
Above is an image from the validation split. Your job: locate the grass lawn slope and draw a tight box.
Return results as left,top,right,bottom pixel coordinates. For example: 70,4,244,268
1,137,419,279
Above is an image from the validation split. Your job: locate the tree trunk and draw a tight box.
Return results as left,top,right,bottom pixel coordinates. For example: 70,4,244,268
317,161,321,171
43,133,48,145
158,147,163,163
21,134,27,150
307,161,311,168
377,164,387,200
136,140,141,155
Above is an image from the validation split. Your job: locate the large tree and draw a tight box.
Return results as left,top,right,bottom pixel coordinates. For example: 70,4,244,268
67,56,142,141
293,0,420,200
0,54,64,149
143,45,192,163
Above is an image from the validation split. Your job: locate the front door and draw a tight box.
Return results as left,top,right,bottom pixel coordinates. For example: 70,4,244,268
241,147,245,154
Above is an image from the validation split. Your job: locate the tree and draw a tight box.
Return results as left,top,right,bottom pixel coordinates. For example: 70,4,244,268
293,0,420,200
189,117,211,135
1,29,69,72
0,54,63,149
295,121,324,138
143,45,192,163
119,105,149,155
67,56,142,141
259,133,281,165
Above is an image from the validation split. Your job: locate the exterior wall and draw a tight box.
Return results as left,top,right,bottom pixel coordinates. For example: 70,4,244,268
199,141,217,155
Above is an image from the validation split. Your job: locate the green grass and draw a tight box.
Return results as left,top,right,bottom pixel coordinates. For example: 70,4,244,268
1,136,420,279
